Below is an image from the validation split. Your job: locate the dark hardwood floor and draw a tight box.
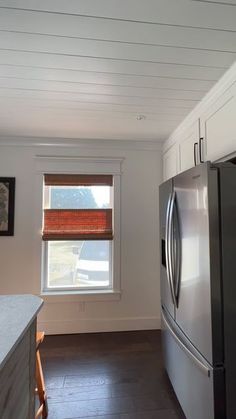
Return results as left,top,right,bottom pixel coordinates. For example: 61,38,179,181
40,330,185,419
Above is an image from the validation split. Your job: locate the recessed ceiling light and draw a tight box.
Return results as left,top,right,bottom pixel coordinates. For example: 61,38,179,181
136,114,146,121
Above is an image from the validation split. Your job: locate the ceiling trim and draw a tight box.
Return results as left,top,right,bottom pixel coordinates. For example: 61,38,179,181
1,1,236,30
163,60,236,151
192,1,236,6
0,136,164,151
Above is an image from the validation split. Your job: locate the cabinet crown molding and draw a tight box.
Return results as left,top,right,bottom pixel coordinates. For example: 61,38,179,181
164,61,236,152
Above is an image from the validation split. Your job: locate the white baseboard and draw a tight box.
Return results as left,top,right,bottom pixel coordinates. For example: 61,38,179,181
38,316,161,335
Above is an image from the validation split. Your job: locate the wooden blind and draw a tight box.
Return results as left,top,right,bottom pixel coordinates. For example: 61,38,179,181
43,209,112,241
44,174,113,186
42,174,113,241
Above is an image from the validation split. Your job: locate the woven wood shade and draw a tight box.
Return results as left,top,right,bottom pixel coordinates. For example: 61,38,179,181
44,174,113,186
43,209,112,241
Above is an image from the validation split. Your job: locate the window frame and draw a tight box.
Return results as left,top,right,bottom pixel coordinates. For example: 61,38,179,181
35,156,122,301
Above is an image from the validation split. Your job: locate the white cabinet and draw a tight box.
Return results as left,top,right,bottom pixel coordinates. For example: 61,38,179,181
163,143,178,181
163,119,201,181
179,120,201,172
200,82,236,162
163,68,236,174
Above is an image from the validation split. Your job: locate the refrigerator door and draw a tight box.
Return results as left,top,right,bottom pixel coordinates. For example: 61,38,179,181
217,164,236,419
162,308,225,419
174,162,223,365
159,179,175,318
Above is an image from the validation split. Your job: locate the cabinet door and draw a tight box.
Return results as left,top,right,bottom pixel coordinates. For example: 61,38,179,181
179,120,200,172
163,144,178,181
200,83,236,162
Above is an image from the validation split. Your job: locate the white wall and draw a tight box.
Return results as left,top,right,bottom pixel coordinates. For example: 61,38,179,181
0,139,162,334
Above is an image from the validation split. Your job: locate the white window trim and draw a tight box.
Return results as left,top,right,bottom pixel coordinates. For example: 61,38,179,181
34,156,123,302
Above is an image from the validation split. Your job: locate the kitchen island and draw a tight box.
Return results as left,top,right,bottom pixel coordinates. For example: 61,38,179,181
0,295,43,419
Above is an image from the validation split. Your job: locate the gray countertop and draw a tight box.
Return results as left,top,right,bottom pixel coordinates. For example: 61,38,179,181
0,294,43,371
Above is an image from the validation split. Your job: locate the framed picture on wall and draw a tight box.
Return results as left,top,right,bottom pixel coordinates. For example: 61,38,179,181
0,177,15,236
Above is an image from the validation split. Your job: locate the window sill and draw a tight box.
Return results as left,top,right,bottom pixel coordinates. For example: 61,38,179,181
40,290,121,303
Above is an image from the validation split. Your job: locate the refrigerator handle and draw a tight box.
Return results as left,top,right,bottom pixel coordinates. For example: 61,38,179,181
165,193,176,307
194,142,198,166
162,309,211,377
173,194,181,307
168,191,177,307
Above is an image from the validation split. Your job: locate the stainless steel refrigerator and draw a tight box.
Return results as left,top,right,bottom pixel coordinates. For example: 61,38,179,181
159,161,236,419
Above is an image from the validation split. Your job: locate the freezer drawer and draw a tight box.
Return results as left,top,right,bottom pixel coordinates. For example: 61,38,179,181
162,309,225,419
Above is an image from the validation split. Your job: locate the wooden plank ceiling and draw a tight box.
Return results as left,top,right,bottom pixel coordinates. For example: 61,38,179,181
0,0,236,141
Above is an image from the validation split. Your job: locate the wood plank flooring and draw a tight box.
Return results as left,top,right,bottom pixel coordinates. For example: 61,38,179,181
40,330,185,419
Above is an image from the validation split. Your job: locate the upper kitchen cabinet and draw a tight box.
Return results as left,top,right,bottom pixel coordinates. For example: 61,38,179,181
163,143,178,181
162,62,236,174
179,120,201,173
162,118,201,181
200,83,236,162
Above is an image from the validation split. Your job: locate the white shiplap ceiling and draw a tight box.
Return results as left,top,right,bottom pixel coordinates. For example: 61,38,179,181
0,0,236,141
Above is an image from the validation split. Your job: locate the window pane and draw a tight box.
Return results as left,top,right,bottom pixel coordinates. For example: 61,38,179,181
46,186,111,209
47,240,111,288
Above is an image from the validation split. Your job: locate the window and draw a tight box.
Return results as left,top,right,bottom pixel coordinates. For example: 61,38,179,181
42,174,115,292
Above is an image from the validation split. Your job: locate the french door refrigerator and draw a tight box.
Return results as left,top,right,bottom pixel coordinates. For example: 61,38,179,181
159,161,236,419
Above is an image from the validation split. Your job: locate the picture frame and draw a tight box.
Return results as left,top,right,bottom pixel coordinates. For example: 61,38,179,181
0,177,15,236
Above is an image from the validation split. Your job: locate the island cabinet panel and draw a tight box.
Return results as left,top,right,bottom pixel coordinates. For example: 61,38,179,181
0,320,36,419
